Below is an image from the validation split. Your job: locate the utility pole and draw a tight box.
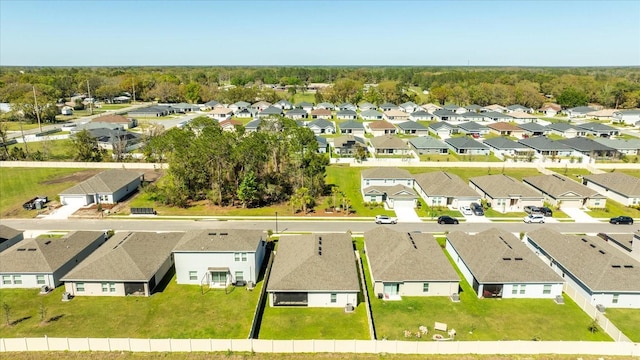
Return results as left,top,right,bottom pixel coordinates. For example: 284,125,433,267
32,86,42,133
132,78,136,105
86,80,93,115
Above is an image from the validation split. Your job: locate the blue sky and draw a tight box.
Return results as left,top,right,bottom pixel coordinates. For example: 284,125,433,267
1,0,639,66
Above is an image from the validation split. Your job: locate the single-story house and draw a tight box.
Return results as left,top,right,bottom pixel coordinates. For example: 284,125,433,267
576,122,620,138
517,122,548,137
545,123,587,138
59,169,144,206
258,106,284,118
361,167,413,189
396,121,428,135
315,102,336,111
168,103,200,113
380,102,399,112
483,137,536,158
409,110,434,121
428,122,458,139
420,103,442,113
362,184,418,208
586,109,617,121
285,108,308,120
337,102,357,112
128,105,172,117
92,114,137,129
267,233,360,307
518,137,574,157
408,136,448,155
446,228,563,299
488,122,525,138
457,122,490,137
244,119,261,132
506,104,533,113
612,109,640,126
88,128,142,151
338,120,365,137
307,119,335,135
460,112,486,122
273,100,293,110
229,101,251,113
370,135,409,155
444,137,490,155
558,137,618,159
358,102,377,111
360,109,384,121
336,109,357,120
413,171,480,208
523,174,607,208
383,109,410,121
509,111,541,124
399,101,420,113
203,100,221,110
565,106,596,119
209,107,234,121
60,106,73,115
539,104,561,117
295,102,314,112
251,101,272,111
219,119,242,132
62,232,181,297
310,108,332,119
367,120,397,137
482,111,514,122
593,138,640,156
316,136,328,153
433,109,465,122
0,231,105,289
469,174,544,213
481,104,508,113
0,225,23,253
527,228,640,308
333,135,366,156
464,104,482,112
234,108,257,119
582,173,640,206
173,230,266,288
442,104,466,114
365,227,459,300
597,232,640,262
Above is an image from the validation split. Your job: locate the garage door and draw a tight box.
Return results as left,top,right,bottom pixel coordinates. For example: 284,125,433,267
393,199,415,209
558,199,582,208
61,195,90,206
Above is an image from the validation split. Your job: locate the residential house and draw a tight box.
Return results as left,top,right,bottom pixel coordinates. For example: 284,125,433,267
593,138,640,156
469,174,544,212
273,100,293,110
128,105,171,117
0,231,105,289
380,102,399,112
92,114,137,129
517,122,548,137
545,123,587,138
219,119,242,132
457,122,490,137
367,120,397,137
442,104,466,114
361,167,413,189
509,111,540,124
0,225,23,253
338,120,365,137
383,109,410,121
421,103,442,113
333,135,366,156
244,119,261,133
613,109,640,126
295,102,314,112
251,101,272,112
506,104,533,113
413,171,480,208
539,103,561,117
307,119,335,135
60,106,73,115
577,122,620,137
358,102,377,111
399,101,420,113
428,122,458,139
482,111,514,122
267,233,360,308
586,109,617,121
365,227,459,299
446,228,563,299
229,101,251,113
408,137,448,155
209,107,234,121
169,103,200,113
173,230,266,288
62,232,181,297
582,173,640,206
396,121,428,135
369,135,409,155
258,106,284,118
87,128,142,152
527,228,640,308
235,108,256,119
565,106,596,119
523,174,606,208
483,137,536,159
360,109,384,120
464,104,482,113
597,232,640,262
488,122,525,138
59,170,144,206
203,100,221,110
481,104,508,113
460,112,486,122
336,109,357,120
316,136,328,153
445,137,490,155
337,102,357,111
362,184,418,209
310,108,332,120
558,137,618,160
315,102,336,111
285,108,308,120
409,110,434,121
433,109,465,122
518,137,574,157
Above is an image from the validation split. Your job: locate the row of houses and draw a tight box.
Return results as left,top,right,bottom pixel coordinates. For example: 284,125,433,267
2,225,639,309
429,121,622,139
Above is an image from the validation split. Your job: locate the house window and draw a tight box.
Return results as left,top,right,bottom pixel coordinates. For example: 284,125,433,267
519,285,526,294
330,293,337,303
2,275,11,285
369,196,376,202
612,294,619,304
109,283,116,292
36,275,45,285
102,283,109,292
423,283,430,293
234,253,240,261
543,284,552,295
211,272,226,284
189,271,197,281
512,285,519,295
76,283,85,292
13,275,22,285
235,271,244,282
241,253,247,261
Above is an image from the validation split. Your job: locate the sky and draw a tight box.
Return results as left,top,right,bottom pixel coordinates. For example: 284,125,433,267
1,0,639,67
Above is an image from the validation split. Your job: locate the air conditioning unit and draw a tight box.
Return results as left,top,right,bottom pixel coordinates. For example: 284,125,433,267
39,285,50,294
61,292,73,302
344,303,355,313
596,304,606,313
450,293,460,302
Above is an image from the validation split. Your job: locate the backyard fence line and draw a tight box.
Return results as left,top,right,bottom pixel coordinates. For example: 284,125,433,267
0,161,163,170
1,338,639,356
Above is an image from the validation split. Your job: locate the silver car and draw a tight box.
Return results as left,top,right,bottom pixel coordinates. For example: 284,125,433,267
375,215,397,224
523,214,545,224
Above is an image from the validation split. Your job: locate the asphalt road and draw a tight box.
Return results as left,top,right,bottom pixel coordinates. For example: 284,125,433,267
1,218,637,235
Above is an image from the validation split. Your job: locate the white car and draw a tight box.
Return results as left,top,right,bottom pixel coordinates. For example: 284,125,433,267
523,214,545,224
460,206,473,215
375,215,397,224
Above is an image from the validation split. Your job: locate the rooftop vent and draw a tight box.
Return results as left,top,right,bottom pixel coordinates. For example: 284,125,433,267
208,232,217,236
612,265,621,268
318,250,322,255
515,257,523,261
44,240,52,245
17,248,26,252
624,265,634,269
598,250,606,255
590,244,596,248
581,238,588,243
220,232,228,236
502,257,511,261
499,236,513,249
27,248,36,251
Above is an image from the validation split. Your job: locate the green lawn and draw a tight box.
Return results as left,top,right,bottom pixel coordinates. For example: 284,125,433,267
546,167,592,178
618,169,640,178
0,274,261,338
0,167,98,218
290,93,316,104
358,238,611,342
97,104,131,110
605,308,640,342
1,121,43,131
418,154,459,162
403,167,542,182
324,166,394,217
483,208,526,218
450,152,503,162
584,198,640,219
7,139,75,160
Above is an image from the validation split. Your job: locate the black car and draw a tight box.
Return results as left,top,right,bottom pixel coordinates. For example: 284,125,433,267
539,207,553,217
609,216,634,225
437,215,459,224
470,202,484,216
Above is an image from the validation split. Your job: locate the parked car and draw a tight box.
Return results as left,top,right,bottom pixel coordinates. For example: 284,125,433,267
609,216,634,225
375,215,397,224
539,207,553,217
470,202,484,216
437,216,459,224
523,214,545,224
524,206,541,214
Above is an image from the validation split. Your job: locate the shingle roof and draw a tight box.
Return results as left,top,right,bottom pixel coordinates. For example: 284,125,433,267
517,122,547,131
62,232,181,282
577,122,617,132
410,110,431,117
316,102,336,109
527,228,640,292
334,135,365,148
507,104,530,111
60,170,142,196
0,225,22,246
546,122,579,132
361,167,412,179
380,102,398,108
433,109,457,117
482,111,513,120
443,104,463,111
458,122,488,131
582,173,640,197
488,122,521,131
368,120,395,129
363,184,417,199
519,137,571,151
469,174,542,198
296,102,313,108
483,137,531,150
336,109,357,117
0,232,104,273
413,171,479,197
445,137,488,150
396,121,427,131
310,108,332,116
593,138,640,150
174,230,264,252
523,174,604,199
92,114,131,124
339,120,364,130
408,136,447,149
245,119,261,129
465,104,482,110
568,106,596,113
384,109,409,117
260,106,284,115
267,233,360,292
210,107,234,115
360,109,383,117
558,137,616,152
370,135,407,150
308,119,334,129
365,227,459,282
447,228,562,283
285,108,308,116
429,122,457,130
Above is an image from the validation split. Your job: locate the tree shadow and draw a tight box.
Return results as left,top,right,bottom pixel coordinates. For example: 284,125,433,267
47,314,64,322
10,316,32,326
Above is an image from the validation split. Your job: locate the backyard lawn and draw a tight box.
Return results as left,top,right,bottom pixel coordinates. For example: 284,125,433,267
585,198,640,219
403,166,542,182
7,139,75,160
546,167,592,179
604,308,640,342
0,274,261,338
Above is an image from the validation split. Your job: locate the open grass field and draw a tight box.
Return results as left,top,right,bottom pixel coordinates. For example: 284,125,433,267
357,238,611,342
7,139,75,160
604,308,640,342
97,104,131,110
0,274,261,338
0,167,100,218
1,121,43,131
585,198,640,219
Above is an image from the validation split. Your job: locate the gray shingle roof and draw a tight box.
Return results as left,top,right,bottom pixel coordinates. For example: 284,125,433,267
527,228,640,292
447,228,562,283
380,102,398,108
483,137,531,150
568,106,596,114
458,122,488,131
0,231,104,273
523,174,604,199
174,230,264,252
396,121,427,131
519,137,572,151
410,110,431,117
363,184,417,199
413,171,479,197
360,109,383,117
245,119,261,129
558,137,616,152
469,174,542,198
339,120,364,130
507,104,529,111
409,136,447,149
433,109,457,117
286,108,308,116
576,122,617,132
365,227,459,282
370,135,407,150
482,111,513,120
62,232,181,282
582,172,640,197
260,106,284,115
336,109,357,117
308,119,334,129
545,122,579,132
593,138,640,150
517,123,547,132
361,167,412,179
267,233,360,292
445,137,488,150
334,135,365,148
60,170,143,196
443,104,462,111
0,225,22,245
429,122,457,131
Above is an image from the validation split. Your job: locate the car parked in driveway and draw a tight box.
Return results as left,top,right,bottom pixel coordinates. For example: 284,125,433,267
460,206,473,215
523,214,545,223
437,216,459,224
539,207,553,217
470,202,484,216
609,216,634,225
375,215,397,224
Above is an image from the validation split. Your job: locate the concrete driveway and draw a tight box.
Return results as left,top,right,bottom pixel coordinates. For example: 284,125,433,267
394,207,421,223
561,207,599,223
42,203,83,220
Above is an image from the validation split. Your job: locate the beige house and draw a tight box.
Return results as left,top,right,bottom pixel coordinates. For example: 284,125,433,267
582,173,640,207
413,171,480,208
92,114,138,129
367,120,397,137
469,174,543,213
383,109,410,121
369,135,408,155
523,174,606,208
209,107,233,121
487,122,525,138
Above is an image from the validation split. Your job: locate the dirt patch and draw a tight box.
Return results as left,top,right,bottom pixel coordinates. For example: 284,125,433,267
40,169,102,185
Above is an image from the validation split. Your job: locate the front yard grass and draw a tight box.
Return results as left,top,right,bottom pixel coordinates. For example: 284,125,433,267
403,166,542,182
604,308,640,342
483,208,526,218
584,199,640,219
0,274,261,338
418,154,459,162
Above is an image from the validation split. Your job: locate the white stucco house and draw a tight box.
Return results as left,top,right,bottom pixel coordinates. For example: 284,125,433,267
469,174,544,213
59,169,144,206
413,171,480,208
582,173,640,207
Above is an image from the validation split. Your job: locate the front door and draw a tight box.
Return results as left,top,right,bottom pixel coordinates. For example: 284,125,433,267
383,283,399,296
210,271,227,287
